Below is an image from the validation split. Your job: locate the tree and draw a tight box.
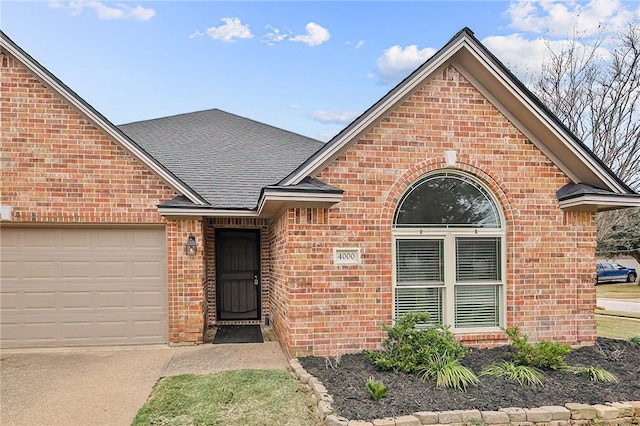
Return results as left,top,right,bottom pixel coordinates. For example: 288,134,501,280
531,23,640,263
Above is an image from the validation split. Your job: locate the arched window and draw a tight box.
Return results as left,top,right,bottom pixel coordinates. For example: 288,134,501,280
393,171,505,330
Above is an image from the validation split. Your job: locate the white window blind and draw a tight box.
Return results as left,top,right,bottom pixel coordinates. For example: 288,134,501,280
396,239,444,285
456,237,501,281
455,284,501,328
395,287,443,324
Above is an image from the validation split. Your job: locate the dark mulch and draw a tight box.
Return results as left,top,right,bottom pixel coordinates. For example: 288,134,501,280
299,338,640,421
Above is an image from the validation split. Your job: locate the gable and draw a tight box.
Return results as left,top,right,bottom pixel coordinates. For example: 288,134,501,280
0,31,205,206
280,28,638,211
1,47,177,221
316,65,568,209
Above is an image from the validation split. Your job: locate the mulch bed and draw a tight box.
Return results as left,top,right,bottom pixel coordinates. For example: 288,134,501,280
299,338,640,422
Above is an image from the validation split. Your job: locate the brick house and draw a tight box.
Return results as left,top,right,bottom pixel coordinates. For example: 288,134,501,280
2,29,638,355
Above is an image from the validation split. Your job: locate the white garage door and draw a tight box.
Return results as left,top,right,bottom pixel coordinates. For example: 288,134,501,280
0,227,167,348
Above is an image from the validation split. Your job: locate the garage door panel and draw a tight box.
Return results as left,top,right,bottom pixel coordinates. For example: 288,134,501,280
0,227,167,348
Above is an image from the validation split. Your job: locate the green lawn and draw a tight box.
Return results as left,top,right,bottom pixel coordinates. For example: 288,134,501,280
596,282,640,300
596,313,640,340
132,369,321,426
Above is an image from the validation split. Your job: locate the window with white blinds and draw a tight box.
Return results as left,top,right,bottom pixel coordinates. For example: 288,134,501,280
455,284,500,328
395,287,443,324
456,237,501,281
396,240,443,284
392,171,505,331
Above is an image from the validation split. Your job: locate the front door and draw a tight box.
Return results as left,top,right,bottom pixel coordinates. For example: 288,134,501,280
216,229,260,320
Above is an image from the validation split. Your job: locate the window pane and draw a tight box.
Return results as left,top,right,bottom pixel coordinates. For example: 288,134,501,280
456,237,501,281
395,174,500,228
396,240,444,285
395,287,442,324
455,285,500,328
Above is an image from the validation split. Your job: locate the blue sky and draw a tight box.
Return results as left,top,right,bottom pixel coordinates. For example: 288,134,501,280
3,1,639,140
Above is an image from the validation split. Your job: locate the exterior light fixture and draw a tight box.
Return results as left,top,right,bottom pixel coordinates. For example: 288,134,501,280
185,234,197,256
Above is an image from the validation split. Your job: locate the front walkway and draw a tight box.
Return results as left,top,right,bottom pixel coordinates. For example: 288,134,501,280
1,338,289,425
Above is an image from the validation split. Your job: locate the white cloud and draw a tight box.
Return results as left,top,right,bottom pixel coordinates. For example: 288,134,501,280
61,1,155,21
505,0,638,38
347,40,366,49
205,17,253,42
262,25,291,46
375,44,436,84
290,22,330,47
189,30,204,39
482,33,611,80
308,110,359,125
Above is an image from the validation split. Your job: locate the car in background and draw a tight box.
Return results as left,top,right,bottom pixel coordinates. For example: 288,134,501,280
596,261,637,284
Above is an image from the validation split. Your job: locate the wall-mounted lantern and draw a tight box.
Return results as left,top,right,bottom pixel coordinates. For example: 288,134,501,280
185,234,197,256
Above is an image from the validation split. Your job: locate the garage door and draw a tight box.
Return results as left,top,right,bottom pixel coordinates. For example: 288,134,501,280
0,227,167,348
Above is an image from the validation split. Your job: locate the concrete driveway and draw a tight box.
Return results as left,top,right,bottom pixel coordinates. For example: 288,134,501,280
0,341,288,426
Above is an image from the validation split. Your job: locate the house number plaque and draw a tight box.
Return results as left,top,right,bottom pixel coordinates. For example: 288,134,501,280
333,248,361,265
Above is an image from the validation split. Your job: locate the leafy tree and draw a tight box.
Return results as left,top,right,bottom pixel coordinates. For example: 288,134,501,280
531,23,640,262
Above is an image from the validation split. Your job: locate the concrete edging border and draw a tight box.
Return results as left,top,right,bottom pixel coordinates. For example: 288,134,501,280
288,359,640,426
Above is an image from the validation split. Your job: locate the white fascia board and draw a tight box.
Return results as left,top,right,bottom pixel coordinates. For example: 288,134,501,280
280,40,467,186
159,207,258,217
159,191,343,218
559,195,640,211
256,190,343,212
2,37,206,205
460,41,628,194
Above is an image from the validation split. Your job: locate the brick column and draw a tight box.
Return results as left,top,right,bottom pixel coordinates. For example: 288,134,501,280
167,219,205,344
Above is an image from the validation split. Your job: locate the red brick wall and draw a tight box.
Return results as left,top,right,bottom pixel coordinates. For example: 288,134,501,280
1,50,205,345
271,65,597,356
167,220,205,344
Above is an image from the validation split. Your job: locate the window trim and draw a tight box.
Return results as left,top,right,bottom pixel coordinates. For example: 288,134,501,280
392,171,506,333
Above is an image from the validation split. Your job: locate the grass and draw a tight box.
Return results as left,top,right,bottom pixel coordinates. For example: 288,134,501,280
596,314,640,340
596,282,640,300
132,369,320,426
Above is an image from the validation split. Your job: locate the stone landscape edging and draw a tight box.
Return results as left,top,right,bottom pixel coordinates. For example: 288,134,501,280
288,359,640,426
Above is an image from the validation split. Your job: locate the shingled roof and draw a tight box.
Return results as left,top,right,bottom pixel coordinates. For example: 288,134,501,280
119,109,324,209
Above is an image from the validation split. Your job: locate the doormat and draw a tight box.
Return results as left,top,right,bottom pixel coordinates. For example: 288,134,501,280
213,325,263,344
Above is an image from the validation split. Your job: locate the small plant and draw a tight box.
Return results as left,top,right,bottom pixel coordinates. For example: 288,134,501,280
505,327,571,370
564,366,618,383
416,353,479,391
365,377,388,401
466,419,486,426
629,336,640,347
481,361,544,386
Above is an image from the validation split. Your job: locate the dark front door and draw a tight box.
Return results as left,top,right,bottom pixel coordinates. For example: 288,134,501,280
216,229,260,320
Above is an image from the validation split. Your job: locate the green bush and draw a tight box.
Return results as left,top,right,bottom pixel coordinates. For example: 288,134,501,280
365,312,468,374
505,327,571,370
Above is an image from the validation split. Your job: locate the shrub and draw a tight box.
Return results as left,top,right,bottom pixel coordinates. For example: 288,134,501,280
365,377,388,401
365,312,468,374
416,354,479,391
505,327,571,370
629,336,640,347
481,361,544,386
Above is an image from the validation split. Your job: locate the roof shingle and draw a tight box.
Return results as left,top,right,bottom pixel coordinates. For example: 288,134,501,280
119,109,324,209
